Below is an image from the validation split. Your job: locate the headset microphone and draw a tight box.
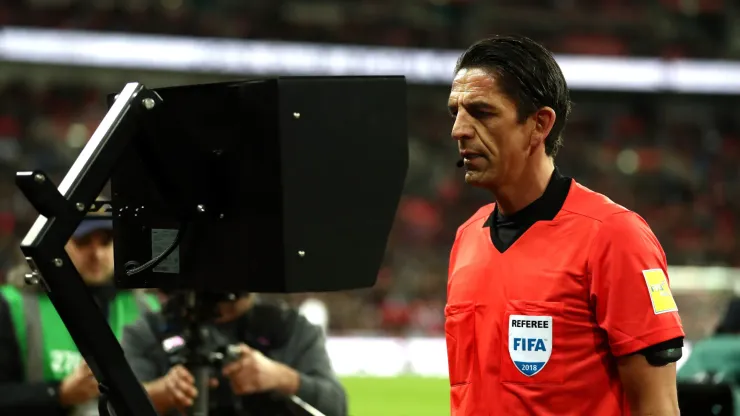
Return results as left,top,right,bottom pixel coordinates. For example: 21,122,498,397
456,159,464,168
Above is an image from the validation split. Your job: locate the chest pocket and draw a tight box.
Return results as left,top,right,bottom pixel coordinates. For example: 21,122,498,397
445,301,476,386
500,300,565,385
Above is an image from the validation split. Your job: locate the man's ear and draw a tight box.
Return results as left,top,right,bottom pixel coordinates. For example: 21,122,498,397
530,107,557,148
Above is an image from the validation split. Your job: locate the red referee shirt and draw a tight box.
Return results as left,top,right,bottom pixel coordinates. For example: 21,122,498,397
446,178,684,416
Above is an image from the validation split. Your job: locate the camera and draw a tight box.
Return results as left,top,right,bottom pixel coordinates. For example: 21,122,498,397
159,291,246,415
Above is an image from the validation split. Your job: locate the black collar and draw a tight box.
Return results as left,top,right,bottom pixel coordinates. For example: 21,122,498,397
483,168,571,228
484,168,572,252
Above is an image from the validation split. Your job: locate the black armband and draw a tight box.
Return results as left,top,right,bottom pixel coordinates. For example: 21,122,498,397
638,337,683,366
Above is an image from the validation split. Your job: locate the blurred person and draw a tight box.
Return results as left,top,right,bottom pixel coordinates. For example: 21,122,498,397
0,214,160,415
678,297,740,384
121,291,347,416
445,35,684,415
676,297,740,415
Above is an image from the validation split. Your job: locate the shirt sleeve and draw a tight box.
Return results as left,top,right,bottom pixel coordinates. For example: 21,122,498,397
588,211,685,357
120,312,166,383
283,315,348,416
0,294,65,415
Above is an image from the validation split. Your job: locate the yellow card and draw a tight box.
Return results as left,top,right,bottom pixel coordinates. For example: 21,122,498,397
642,269,678,314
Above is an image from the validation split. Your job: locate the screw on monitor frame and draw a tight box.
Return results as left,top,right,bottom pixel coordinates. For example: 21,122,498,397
24,273,39,286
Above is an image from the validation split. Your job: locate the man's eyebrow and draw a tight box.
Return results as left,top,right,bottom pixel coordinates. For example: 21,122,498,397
448,100,495,115
466,101,496,112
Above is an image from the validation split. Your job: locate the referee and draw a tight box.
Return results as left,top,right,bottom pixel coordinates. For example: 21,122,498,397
445,36,684,415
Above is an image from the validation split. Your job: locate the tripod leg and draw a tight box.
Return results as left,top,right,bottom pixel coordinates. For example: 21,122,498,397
98,384,113,416
190,366,211,416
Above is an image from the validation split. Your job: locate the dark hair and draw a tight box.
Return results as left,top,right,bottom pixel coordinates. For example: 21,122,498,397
455,35,572,157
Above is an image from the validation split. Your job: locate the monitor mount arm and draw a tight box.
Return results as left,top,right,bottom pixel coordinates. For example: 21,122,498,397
15,82,162,416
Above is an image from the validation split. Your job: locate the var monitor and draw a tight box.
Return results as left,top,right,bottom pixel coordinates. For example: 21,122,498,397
109,76,408,294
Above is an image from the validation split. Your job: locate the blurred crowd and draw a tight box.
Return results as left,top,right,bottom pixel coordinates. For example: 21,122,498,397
1,0,737,58
0,78,738,340
0,0,739,340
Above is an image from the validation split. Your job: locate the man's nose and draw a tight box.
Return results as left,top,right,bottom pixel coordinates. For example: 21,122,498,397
92,244,107,261
451,112,474,141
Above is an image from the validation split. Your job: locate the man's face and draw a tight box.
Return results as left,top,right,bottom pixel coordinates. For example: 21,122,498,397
65,229,114,286
448,68,536,189
215,295,254,323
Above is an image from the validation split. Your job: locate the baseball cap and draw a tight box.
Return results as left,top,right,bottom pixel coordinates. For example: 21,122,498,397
72,217,113,239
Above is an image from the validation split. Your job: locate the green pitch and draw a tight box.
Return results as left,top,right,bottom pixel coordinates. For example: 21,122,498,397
341,376,449,416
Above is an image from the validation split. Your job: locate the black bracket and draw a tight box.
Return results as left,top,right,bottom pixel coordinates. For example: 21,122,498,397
16,82,162,416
